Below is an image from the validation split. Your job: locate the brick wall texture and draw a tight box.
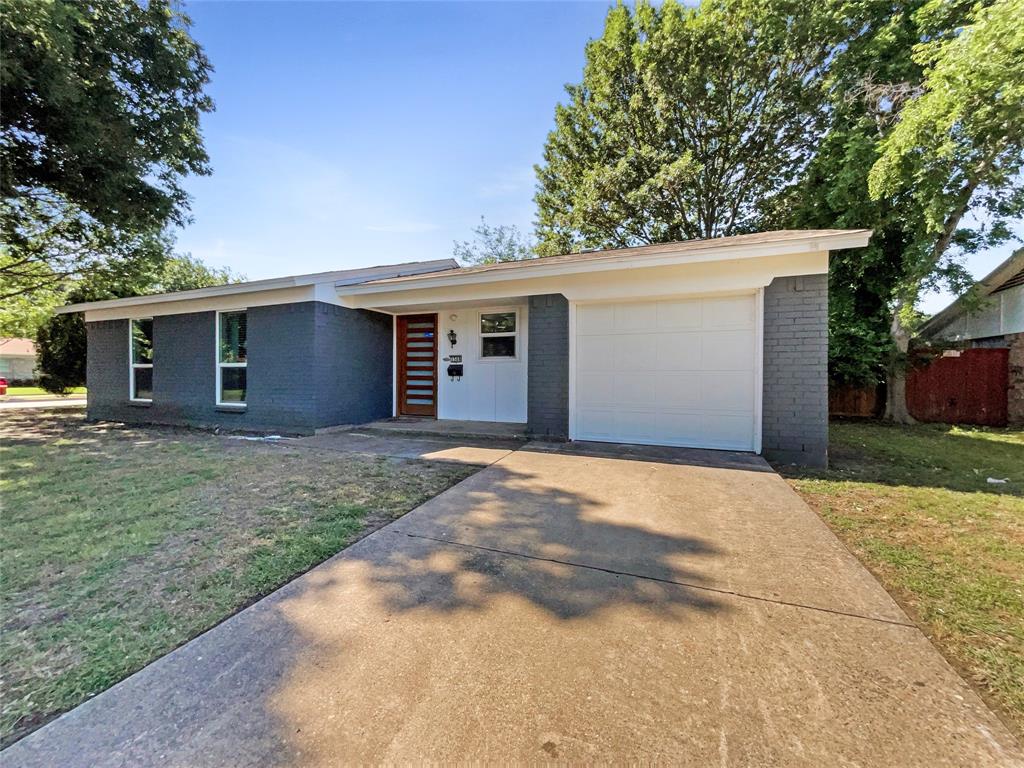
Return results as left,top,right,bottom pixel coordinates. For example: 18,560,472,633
86,301,392,434
761,274,829,467
526,293,570,439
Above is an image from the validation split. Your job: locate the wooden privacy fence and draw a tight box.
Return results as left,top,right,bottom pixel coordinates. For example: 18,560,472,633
830,348,1010,426
906,348,1009,427
830,384,884,418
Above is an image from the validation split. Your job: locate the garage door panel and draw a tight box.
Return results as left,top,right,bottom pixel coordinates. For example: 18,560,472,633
653,373,701,408
658,332,703,370
703,295,756,328
614,302,659,331
701,371,754,410
612,373,658,407
578,335,616,372
701,330,755,370
574,295,758,451
577,373,614,407
656,299,702,330
613,335,658,370
698,413,754,449
577,304,616,334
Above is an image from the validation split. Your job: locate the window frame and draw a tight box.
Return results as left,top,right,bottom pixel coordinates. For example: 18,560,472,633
478,308,519,361
128,317,154,403
215,309,248,408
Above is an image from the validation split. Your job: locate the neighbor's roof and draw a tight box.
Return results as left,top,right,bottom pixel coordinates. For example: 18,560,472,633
0,338,36,356
54,258,459,314
918,247,1024,338
345,229,872,292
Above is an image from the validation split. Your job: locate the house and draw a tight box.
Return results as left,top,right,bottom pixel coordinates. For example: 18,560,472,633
918,248,1024,424
0,337,38,381
56,229,872,467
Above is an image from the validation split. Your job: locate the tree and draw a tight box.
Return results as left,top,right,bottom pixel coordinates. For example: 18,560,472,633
789,0,938,388
868,0,1024,421
35,255,241,393
0,0,213,298
533,0,844,256
453,217,536,265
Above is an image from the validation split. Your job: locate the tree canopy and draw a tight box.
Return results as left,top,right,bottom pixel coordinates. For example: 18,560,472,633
453,217,536,265
534,0,845,256
0,0,214,299
35,255,241,393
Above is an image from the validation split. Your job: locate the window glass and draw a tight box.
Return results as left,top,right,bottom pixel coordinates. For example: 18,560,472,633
220,367,246,404
482,336,516,358
480,312,516,334
131,319,153,365
133,367,153,400
219,311,247,364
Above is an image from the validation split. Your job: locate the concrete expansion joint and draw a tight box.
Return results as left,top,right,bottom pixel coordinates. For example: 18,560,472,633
393,529,918,630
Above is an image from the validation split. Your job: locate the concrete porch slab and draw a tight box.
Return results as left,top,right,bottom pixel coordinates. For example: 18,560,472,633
293,429,523,466
358,417,529,441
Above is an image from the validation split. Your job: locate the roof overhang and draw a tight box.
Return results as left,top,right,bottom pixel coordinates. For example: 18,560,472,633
56,259,459,321
339,230,871,311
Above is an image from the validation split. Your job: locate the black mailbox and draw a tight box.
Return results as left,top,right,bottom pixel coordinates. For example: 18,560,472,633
447,364,464,378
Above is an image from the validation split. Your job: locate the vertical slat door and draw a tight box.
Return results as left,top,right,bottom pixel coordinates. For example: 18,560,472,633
397,314,438,417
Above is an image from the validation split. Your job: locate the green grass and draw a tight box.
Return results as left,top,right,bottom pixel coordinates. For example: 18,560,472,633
3,386,86,397
781,421,1024,737
0,410,478,746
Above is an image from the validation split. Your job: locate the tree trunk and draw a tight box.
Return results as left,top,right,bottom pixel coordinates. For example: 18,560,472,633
884,303,917,424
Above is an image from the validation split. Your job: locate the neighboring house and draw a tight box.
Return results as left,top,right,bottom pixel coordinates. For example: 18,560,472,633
56,229,872,467
0,337,38,381
918,248,1024,424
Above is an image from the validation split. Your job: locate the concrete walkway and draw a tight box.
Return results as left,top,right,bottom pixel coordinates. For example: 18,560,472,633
0,397,85,410
5,442,1021,766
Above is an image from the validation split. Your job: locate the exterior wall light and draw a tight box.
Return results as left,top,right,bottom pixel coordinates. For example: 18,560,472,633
447,329,458,347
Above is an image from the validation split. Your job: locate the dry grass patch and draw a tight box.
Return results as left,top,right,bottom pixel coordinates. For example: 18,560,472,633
0,410,478,746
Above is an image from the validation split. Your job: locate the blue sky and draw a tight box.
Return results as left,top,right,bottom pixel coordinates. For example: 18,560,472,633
177,1,1017,314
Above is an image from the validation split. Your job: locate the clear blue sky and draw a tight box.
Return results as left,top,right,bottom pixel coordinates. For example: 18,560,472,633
177,1,1017,314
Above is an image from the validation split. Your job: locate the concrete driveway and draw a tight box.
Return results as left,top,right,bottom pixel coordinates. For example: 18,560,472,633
5,441,1022,766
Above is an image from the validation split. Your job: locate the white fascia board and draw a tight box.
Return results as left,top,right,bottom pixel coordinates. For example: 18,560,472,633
58,258,459,316
341,251,830,310
340,232,867,298
82,285,321,323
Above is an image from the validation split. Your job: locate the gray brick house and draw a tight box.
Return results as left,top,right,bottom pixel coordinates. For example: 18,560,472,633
59,229,872,467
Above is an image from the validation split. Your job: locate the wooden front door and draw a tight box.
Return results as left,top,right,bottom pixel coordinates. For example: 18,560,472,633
397,313,438,417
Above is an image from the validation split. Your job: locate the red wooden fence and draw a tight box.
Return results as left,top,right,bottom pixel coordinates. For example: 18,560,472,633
906,348,1009,427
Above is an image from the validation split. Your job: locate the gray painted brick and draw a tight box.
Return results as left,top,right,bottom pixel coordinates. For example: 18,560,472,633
762,274,829,468
86,301,393,434
526,294,569,439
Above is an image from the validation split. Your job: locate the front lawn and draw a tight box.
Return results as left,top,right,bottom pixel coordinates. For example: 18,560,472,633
0,410,477,747
782,421,1024,737
2,387,86,397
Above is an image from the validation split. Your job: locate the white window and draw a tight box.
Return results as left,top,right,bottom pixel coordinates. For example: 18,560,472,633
129,318,154,402
216,310,247,406
479,311,517,359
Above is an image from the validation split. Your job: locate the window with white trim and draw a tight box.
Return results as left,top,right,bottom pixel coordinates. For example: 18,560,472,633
479,311,517,358
216,310,247,406
129,318,154,401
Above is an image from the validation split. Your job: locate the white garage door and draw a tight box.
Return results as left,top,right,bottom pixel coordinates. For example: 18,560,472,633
573,295,758,451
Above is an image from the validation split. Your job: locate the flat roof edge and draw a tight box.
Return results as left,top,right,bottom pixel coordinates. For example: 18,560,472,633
54,258,459,314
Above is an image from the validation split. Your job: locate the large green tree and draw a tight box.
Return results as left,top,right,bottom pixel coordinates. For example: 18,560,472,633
35,255,240,393
868,0,1024,420
0,0,213,299
534,0,845,255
